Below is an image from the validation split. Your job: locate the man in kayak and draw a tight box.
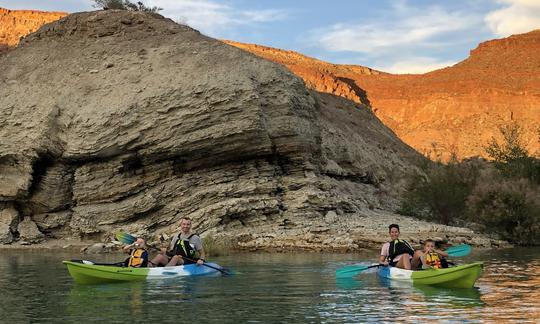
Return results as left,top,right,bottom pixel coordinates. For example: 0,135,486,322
150,217,206,267
379,224,421,270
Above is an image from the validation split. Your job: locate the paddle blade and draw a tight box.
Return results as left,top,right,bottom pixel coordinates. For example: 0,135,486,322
115,232,137,245
335,264,369,278
446,244,471,257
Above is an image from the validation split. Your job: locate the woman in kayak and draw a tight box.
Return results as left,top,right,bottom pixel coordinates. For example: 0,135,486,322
379,224,421,270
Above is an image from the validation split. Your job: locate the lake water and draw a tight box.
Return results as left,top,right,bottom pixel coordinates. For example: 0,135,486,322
0,247,538,323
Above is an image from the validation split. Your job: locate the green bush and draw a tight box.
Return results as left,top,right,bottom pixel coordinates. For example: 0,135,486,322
93,0,162,12
467,175,540,245
202,234,232,257
485,124,540,184
398,157,479,225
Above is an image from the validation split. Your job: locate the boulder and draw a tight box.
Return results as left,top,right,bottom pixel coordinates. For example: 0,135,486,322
17,217,44,243
0,205,18,243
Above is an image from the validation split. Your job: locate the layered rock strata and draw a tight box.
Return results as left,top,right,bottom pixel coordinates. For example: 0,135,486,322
227,35,540,160
0,10,503,250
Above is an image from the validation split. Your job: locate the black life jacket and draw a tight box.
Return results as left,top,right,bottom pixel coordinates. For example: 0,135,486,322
387,239,415,262
172,233,198,262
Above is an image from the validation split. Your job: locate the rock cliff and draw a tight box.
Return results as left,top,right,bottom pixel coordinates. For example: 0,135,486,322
226,34,540,160
0,10,501,250
0,8,67,54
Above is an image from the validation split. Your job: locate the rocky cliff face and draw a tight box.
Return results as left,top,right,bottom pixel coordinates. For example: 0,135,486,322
2,10,473,251
0,8,66,54
227,34,540,160
0,10,505,250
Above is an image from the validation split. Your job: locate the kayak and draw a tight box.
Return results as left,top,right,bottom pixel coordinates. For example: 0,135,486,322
63,260,224,285
376,262,483,288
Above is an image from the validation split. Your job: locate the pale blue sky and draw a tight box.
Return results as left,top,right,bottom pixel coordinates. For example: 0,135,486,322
1,0,539,73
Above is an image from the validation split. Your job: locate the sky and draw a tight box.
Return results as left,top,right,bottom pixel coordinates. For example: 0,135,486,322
1,0,540,74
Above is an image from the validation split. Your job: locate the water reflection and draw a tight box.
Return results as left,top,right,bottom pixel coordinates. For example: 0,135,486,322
479,259,540,322
0,249,538,323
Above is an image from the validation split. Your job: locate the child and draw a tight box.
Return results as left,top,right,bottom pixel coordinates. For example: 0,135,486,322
123,238,149,268
420,239,449,269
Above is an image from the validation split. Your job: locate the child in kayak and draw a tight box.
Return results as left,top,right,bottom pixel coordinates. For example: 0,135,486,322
123,238,149,267
418,239,449,269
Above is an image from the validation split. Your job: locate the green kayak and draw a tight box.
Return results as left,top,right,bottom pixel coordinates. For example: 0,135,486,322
377,262,483,288
63,260,224,285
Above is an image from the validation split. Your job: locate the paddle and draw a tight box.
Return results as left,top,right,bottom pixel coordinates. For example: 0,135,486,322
445,244,471,257
70,259,125,266
335,264,383,279
335,244,471,278
115,231,233,275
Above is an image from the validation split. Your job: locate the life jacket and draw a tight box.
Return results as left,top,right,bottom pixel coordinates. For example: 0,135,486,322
387,239,415,262
128,248,147,267
425,252,441,269
172,233,198,262
424,252,449,269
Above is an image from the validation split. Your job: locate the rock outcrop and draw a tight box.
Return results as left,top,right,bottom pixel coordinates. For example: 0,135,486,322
0,10,503,250
0,8,67,54
226,34,540,160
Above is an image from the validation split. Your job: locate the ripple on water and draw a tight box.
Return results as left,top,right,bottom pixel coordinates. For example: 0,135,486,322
0,250,538,323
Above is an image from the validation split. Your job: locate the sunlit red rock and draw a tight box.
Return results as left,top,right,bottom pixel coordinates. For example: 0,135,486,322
0,7,67,53
226,33,540,160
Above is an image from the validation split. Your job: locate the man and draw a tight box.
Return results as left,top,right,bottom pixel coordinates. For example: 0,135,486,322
378,224,422,270
150,217,206,267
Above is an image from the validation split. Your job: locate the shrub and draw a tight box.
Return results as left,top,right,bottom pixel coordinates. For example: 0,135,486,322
202,234,232,257
485,124,540,184
467,175,540,245
398,157,479,225
93,0,162,13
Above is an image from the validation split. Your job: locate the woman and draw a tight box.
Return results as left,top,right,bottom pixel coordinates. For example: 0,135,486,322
379,224,421,270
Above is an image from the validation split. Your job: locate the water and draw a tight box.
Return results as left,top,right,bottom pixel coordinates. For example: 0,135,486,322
0,248,538,323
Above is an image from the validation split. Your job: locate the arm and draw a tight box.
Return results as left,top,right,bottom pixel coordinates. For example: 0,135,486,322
379,243,389,265
435,249,449,257
193,235,206,265
198,247,206,264
123,243,135,253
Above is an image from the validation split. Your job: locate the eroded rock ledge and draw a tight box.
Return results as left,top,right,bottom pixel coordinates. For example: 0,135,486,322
0,10,504,251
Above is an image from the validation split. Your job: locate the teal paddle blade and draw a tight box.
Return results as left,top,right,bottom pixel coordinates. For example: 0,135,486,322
335,264,381,279
336,264,368,278
446,244,471,257
115,231,137,244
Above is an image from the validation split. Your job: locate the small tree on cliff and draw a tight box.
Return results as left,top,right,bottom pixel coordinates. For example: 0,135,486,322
485,123,540,184
93,0,162,13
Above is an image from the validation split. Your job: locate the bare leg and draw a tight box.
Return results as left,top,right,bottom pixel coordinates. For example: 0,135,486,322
166,255,185,266
411,250,423,269
396,254,412,270
150,254,169,267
